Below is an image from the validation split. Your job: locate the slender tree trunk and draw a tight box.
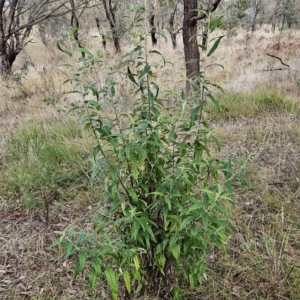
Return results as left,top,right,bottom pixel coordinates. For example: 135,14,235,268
0,36,17,75
70,0,85,58
251,0,260,32
38,25,47,46
95,17,106,49
272,0,282,32
71,16,85,58
149,15,157,45
0,52,11,74
149,1,157,46
183,0,200,92
103,0,121,53
93,0,106,49
202,27,208,47
168,4,178,49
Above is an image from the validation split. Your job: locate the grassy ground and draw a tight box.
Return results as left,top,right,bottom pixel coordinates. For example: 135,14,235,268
1,27,300,299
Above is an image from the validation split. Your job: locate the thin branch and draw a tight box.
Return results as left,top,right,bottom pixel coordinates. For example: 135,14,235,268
265,52,290,68
262,68,289,71
189,0,222,22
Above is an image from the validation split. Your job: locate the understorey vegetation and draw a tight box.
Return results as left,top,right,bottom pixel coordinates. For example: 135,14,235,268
52,13,248,299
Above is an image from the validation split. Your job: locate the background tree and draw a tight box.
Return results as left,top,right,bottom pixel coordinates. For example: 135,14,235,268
183,0,222,92
93,0,107,49
0,0,83,75
70,0,90,58
149,0,158,46
101,0,121,53
167,1,181,48
271,0,282,32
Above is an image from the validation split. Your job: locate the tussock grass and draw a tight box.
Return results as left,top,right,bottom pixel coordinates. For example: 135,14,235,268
211,88,299,120
0,120,99,213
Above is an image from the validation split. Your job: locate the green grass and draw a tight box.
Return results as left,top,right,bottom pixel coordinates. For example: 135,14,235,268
210,88,299,119
0,120,100,212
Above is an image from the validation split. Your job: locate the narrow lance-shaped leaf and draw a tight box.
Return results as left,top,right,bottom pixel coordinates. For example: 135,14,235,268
127,67,139,86
138,63,151,78
206,93,220,111
123,270,131,294
57,41,72,57
105,267,119,300
207,36,224,57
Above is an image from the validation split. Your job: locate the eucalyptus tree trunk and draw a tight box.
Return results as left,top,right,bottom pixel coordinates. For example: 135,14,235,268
70,0,85,58
102,0,121,53
272,0,282,32
149,1,157,46
183,0,200,92
168,3,178,49
93,0,106,50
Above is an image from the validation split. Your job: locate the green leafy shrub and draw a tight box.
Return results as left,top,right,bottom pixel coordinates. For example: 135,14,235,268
54,13,247,299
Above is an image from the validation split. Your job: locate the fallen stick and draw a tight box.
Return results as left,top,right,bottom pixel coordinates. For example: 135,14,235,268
262,68,289,71
265,52,290,67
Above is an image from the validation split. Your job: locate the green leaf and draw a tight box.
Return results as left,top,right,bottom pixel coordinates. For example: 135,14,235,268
202,213,208,231
207,63,224,70
78,251,87,272
56,41,72,57
127,67,138,86
96,220,110,234
105,268,119,300
68,27,79,36
207,36,224,57
127,187,138,203
190,105,201,122
206,93,220,111
180,215,195,230
169,243,180,261
210,15,224,32
149,50,166,67
123,270,131,294
138,63,151,78
66,242,74,258
88,268,97,291
133,255,140,272
76,47,94,57
92,259,102,276
189,273,195,290
86,100,101,110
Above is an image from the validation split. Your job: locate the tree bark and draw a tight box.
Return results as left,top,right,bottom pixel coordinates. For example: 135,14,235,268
251,0,260,32
0,52,11,75
149,1,157,46
70,0,85,58
182,0,222,92
183,0,200,92
102,0,121,53
168,4,178,49
272,0,282,32
0,0,80,76
149,15,157,45
93,0,106,49
202,27,208,48
0,41,19,75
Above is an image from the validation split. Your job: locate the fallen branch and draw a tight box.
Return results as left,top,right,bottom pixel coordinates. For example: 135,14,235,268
265,52,290,67
262,68,289,71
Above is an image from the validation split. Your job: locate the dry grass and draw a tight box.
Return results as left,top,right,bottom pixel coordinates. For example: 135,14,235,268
1,26,300,299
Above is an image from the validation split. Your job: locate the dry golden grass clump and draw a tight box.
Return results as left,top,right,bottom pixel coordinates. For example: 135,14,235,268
1,27,300,299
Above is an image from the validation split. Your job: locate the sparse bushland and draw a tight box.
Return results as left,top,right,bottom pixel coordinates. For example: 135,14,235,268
1,23,300,300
